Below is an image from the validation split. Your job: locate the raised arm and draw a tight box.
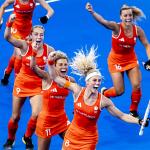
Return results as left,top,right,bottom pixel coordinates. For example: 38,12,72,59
36,0,54,24
30,48,49,80
47,45,55,55
101,95,139,124
0,0,14,23
137,26,150,71
47,52,81,98
86,2,119,33
4,14,27,50
137,26,150,59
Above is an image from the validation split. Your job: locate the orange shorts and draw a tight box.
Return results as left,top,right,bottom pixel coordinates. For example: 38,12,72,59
36,112,70,138
13,72,42,97
108,51,139,73
11,23,32,40
62,122,98,150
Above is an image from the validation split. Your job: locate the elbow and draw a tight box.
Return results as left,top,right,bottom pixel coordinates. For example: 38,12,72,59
30,65,34,71
51,8,54,15
0,5,5,11
30,65,34,70
48,8,54,18
31,66,37,73
4,34,12,42
50,9,54,17
4,33,10,41
30,64,36,71
4,28,11,40
145,43,150,50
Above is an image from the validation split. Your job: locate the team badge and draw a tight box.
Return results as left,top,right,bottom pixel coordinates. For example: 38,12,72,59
30,3,33,7
94,106,98,113
43,56,47,63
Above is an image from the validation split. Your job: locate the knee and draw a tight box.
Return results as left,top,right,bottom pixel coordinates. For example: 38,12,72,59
31,107,41,119
11,115,20,123
115,88,124,96
31,113,38,120
132,83,141,90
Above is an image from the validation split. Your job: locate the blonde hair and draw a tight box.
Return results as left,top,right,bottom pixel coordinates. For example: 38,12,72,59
120,4,146,20
70,45,100,78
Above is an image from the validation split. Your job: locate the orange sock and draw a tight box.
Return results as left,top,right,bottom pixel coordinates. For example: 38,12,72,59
14,57,22,76
104,87,117,98
8,118,18,140
130,89,142,111
5,56,16,74
25,117,37,137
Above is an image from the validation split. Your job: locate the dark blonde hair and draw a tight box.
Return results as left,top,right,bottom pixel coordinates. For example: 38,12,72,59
31,25,45,33
54,51,68,64
120,4,146,20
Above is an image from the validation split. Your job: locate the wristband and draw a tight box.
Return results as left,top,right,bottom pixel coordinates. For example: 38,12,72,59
39,15,49,24
64,81,71,88
138,119,142,125
48,59,54,65
144,59,150,71
6,21,13,28
139,118,149,127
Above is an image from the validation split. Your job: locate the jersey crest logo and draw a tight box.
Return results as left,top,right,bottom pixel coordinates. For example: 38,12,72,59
30,3,33,7
77,102,82,107
26,56,31,60
94,106,98,113
43,56,47,62
50,88,57,92
94,106,98,111
119,38,125,42
15,4,20,8
67,120,70,126
134,37,136,41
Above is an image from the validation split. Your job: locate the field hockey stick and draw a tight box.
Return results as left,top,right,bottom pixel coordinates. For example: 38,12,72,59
0,18,3,29
139,100,150,136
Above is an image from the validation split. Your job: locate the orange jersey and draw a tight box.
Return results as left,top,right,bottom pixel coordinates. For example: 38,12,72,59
13,43,48,97
62,88,101,150
36,77,70,138
108,23,138,73
12,0,36,39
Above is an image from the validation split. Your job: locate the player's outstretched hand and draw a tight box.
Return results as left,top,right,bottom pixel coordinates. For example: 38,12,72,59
139,118,149,127
39,15,49,24
144,60,150,71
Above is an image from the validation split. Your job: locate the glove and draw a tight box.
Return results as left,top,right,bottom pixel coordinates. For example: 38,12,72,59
39,15,49,24
0,18,3,29
138,118,149,127
144,59,150,71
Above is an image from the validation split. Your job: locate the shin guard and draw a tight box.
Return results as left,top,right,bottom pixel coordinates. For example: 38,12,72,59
25,117,37,137
8,118,19,140
130,89,142,111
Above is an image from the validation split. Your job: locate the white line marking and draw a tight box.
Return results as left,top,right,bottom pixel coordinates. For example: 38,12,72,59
4,0,60,13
